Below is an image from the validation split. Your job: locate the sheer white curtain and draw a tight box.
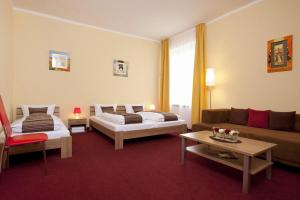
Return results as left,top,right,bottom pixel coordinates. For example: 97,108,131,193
169,28,196,128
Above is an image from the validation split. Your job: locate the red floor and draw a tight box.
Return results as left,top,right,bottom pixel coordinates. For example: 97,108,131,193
1,131,299,200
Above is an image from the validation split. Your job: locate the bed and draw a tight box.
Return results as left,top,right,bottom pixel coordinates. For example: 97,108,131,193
7,106,72,158
89,105,187,150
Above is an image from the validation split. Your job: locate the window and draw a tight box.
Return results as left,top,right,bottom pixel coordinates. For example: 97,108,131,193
169,28,195,128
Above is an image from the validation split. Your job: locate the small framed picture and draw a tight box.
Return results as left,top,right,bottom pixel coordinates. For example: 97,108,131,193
49,50,70,72
267,35,292,73
113,60,128,77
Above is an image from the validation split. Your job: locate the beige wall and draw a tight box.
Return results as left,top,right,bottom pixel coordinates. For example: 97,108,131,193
13,11,160,123
0,0,13,120
207,0,300,112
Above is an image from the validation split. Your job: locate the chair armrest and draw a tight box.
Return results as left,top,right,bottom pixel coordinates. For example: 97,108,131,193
202,109,230,124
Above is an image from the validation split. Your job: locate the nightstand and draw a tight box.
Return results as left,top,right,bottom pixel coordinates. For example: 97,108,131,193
68,118,87,133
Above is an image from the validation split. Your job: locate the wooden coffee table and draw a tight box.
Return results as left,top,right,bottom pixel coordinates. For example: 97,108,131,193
180,131,277,193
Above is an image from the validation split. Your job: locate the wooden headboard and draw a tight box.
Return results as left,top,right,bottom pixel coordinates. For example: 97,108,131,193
16,106,60,119
90,106,95,116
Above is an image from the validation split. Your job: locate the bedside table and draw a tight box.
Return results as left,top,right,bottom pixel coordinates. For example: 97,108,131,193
68,118,87,133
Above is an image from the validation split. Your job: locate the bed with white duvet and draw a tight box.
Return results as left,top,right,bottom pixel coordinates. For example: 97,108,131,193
9,105,72,158
89,104,187,150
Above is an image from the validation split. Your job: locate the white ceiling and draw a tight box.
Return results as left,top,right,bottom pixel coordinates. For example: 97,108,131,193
12,0,256,41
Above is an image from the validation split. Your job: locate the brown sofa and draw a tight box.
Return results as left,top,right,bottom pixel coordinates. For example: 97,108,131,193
192,109,300,168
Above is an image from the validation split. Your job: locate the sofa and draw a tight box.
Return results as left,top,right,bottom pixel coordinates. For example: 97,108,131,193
192,108,300,168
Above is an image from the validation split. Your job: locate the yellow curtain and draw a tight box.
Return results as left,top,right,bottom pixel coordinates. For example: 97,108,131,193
159,39,170,112
191,23,207,124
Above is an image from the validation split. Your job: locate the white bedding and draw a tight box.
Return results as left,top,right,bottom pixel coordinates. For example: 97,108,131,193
137,111,181,122
10,116,70,140
12,126,70,140
11,115,63,133
100,112,126,125
90,116,186,132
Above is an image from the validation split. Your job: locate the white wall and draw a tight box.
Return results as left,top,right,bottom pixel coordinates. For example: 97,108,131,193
206,0,300,112
13,11,160,123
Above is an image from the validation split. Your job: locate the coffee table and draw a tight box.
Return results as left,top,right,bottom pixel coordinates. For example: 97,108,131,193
180,131,277,193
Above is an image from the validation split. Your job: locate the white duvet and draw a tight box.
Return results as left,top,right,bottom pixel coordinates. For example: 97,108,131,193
99,112,181,124
99,113,128,125
11,115,63,133
137,112,181,122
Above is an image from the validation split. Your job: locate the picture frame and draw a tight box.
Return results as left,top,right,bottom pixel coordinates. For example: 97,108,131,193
113,60,128,77
49,50,71,72
267,35,292,73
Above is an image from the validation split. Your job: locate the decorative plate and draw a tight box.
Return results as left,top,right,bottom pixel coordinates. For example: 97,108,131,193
209,136,241,143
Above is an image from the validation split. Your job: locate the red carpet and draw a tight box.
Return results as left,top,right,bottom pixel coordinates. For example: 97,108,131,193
1,131,300,200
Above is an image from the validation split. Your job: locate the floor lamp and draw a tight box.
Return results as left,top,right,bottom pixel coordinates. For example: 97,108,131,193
206,68,215,109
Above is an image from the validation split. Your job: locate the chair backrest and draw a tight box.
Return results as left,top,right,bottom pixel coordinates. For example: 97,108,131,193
0,96,12,138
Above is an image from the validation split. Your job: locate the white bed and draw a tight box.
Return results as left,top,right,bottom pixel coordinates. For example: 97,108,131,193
89,106,187,150
9,106,72,158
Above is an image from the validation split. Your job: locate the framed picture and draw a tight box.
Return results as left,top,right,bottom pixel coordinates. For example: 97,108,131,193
113,60,128,77
49,50,70,72
267,35,292,73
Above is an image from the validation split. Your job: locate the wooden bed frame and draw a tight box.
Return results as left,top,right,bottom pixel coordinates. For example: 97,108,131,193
7,107,73,158
89,106,187,150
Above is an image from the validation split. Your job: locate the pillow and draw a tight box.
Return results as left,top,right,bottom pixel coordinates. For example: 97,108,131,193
21,104,56,117
125,104,144,113
295,114,300,133
229,108,248,125
29,107,48,115
101,106,114,113
269,111,296,131
94,104,116,116
116,105,126,114
247,109,270,129
132,106,144,113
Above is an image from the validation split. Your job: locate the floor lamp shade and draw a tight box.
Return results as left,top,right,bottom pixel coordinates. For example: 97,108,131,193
206,68,215,109
206,68,215,86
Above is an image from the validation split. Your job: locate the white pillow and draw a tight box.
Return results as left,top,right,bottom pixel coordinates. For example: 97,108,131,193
125,104,144,113
94,104,116,116
21,104,56,116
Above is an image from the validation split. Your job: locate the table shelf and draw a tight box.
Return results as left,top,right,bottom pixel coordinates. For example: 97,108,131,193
186,144,272,175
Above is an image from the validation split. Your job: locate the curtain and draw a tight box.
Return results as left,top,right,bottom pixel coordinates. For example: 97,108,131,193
169,28,196,128
159,39,170,112
191,23,207,124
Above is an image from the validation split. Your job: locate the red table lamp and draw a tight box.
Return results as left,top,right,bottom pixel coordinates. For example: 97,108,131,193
73,107,81,119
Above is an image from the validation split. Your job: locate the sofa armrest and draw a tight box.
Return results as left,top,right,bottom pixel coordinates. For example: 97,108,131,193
202,109,230,124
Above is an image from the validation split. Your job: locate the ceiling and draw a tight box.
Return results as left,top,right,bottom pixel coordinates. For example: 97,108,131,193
12,0,256,41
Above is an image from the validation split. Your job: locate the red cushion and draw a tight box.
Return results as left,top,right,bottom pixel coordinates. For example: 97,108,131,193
247,109,270,129
7,133,48,146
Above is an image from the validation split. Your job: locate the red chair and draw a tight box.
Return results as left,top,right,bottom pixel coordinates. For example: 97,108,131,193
0,96,48,175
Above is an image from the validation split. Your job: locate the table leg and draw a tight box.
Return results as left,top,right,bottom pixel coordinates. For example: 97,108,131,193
181,137,186,165
266,149,272,180
242,155,251,193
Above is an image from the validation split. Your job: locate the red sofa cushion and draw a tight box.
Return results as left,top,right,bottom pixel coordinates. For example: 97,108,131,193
247,109,270,129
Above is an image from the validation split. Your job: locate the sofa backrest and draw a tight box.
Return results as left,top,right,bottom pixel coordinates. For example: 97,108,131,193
202,109,300,133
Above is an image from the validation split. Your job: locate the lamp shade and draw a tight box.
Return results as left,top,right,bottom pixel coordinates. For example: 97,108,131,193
148,104,155,111
73,107,81,114
206,68,216,86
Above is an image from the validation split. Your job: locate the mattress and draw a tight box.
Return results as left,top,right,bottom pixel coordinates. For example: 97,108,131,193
11,118,70,140
90,116,186,132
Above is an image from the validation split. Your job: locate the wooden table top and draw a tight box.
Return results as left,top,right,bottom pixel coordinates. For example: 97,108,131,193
181,131,277,157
